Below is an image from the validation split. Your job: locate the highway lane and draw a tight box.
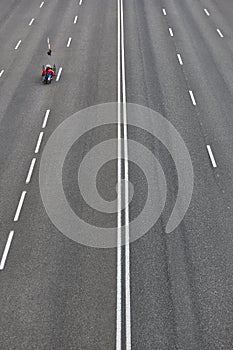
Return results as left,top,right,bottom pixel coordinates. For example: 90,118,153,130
0,0,118,349
1,0,233,349
124,0,233,349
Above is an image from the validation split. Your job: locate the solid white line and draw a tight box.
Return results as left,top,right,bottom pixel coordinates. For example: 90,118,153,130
42,109,50,128
29,18,35,26
0,69,4,77
204,8,210,16
14,191,27,222
67,37,72,48
207,145,217,168
40,1,44,8
35,132,44,154
79,0,82,5
74,15,78,24
116,0,122,347
26,158,36,184
177,53,183,65
162,8,167,16
56,67,63,81
169,27,174,37
217,28,224,38
120,0,131,348
189,90,197,106
0,231,14,270
15,40,21,50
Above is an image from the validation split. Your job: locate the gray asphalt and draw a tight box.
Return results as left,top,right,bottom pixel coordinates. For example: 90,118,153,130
0,0,233,349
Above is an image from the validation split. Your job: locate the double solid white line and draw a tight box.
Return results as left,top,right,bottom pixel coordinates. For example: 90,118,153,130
117,1,131,349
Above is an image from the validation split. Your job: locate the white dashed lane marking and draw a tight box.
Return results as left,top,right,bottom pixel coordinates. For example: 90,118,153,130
29,18,35,26
26,158,37,184
0,231,14,271
177,53,183,65
189,90,197,106
42,109,50,128
217,28,224,38
56,67,63,81
169,28,174,37
207,145,217,168
67,37,72,47
15,40,21,50
74,15,78,24
35,132,44,154
14,191,27,222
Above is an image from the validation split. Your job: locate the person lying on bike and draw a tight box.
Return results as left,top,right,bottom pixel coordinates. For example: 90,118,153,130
41,65,55,79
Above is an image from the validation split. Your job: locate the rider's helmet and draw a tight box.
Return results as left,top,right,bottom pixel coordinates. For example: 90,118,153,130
45,64,52,71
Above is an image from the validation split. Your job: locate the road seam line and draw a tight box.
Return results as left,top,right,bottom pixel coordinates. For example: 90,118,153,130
116,0,122,348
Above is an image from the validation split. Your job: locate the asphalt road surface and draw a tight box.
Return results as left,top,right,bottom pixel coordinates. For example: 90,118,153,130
0,0,233,349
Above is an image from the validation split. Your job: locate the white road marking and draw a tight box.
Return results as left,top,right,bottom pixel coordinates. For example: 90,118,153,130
74,15,78,24
189,90,197,106
217,28,224,38
79,0,82,5
40,1,44,8
207,145,217,168
35,132,44,154
26,158,36,184
0,231,14,270
67,37,72,47
116,0,122,348
14,191,27,222
204,8,210,16
162,8,167,16
120,0,131,348
42,109,50,128
169,27,174,37
15,40,21,50
0,69,4,77
29,18,35,26
56,67,63,81
177,53,183,65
